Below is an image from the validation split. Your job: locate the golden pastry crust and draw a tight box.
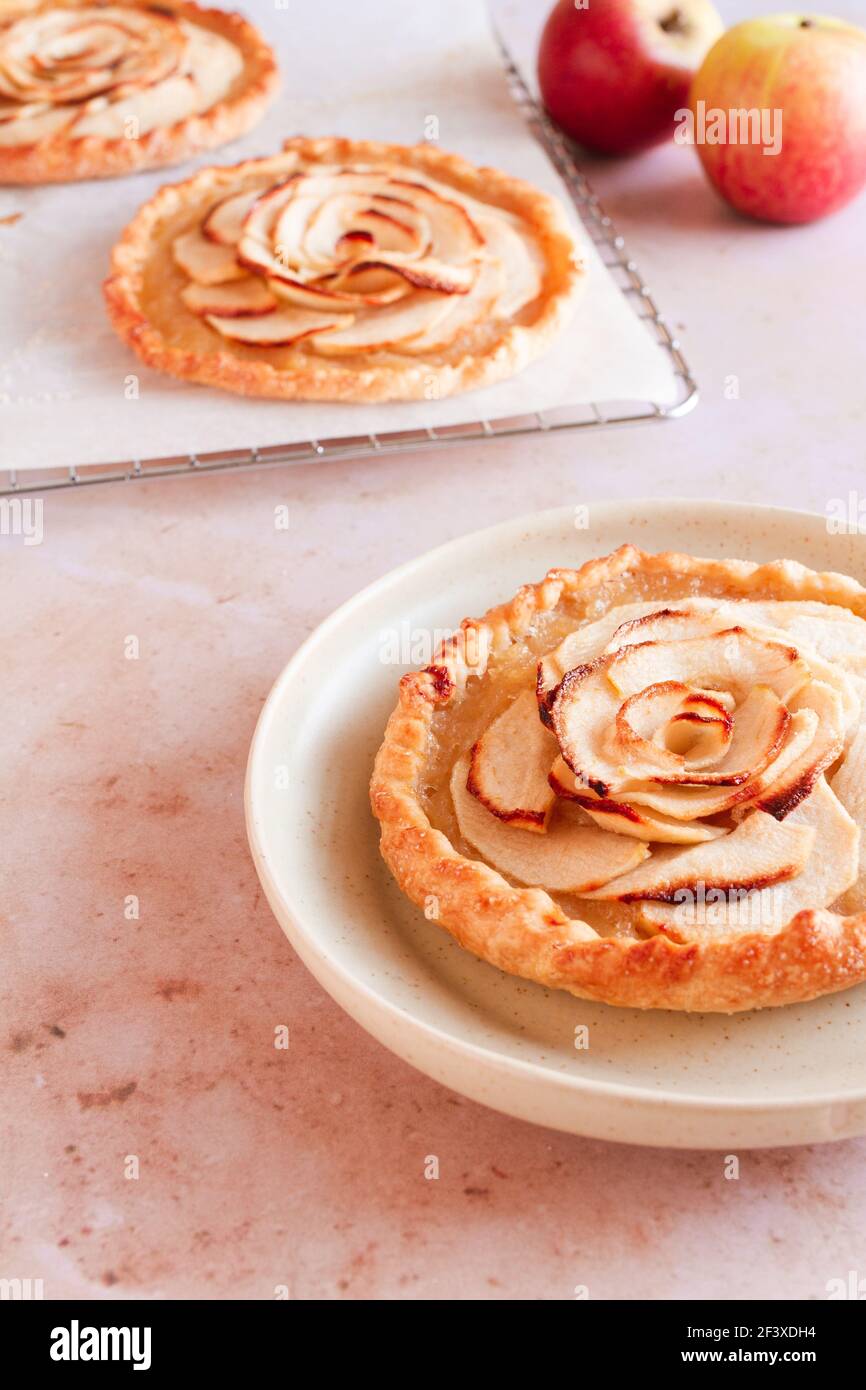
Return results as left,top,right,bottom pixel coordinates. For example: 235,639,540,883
370,545,866,1013
102,136,583,402
0,1,278,184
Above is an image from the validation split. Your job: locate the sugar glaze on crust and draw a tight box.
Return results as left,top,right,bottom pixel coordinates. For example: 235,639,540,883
0,1,278,184
102,136,583,402
370,545,866,1013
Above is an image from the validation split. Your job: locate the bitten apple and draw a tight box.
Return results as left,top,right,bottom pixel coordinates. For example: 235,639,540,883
537,0,724,156
690,14,866,224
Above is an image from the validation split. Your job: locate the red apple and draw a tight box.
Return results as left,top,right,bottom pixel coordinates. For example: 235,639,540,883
537,0,724,156
689,14,866,224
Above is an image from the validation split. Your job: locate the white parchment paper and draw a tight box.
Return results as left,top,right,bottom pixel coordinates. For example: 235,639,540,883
0,0,680,470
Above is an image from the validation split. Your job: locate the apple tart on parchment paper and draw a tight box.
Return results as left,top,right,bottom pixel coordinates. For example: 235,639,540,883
103,136,583,402
0,0,277,183
370,546,866,1014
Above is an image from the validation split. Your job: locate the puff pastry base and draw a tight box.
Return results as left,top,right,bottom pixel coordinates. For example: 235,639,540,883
103,136,583,403
370,545,866,1013
0,1,277,184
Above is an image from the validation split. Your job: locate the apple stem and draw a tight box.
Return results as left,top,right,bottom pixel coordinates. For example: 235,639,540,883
658,9,685,34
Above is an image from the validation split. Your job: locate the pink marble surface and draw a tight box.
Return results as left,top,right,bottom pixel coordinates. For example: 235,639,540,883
3,0,866,1304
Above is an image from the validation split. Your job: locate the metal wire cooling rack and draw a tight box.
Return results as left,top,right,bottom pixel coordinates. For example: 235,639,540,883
0,40,698,497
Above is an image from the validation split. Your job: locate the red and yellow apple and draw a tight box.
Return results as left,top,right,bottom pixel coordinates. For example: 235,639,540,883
690,14,866,224
537,0,724,156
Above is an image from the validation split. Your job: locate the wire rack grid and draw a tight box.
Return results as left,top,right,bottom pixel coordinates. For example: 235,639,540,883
0,41,698,497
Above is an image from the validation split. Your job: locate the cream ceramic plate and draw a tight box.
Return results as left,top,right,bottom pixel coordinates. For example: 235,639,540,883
245,500,866,1148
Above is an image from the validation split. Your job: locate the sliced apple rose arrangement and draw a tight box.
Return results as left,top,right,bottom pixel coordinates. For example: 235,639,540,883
371,549,866,1011
104,138,582,401
0,2,276,181
174,166,553,355
457,597,862,942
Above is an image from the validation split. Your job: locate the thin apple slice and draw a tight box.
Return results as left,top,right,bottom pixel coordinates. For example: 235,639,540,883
549,658,623,795
401,257,503,354
301,193,427,265
536,602,665,704
181,277,277,318
327,264,411,305
387,177,483,265
172,228,246,286
0,103,74,144
738,680,844,819
352,205,426,254
310,293,454,355
651,685,790,787
0,98,49,123
72,73,197,138
580,808,814,903
621,708,817,821
608,680,728,776
202,190,264,247
354,256,475,294
467,691,558,832
745,602,866,679
473,210,543,317
665,691,735,768
831,726,866,913
602,607,714,654
606,628,810,704
205,307,353,346
566,793,727,847
266,276,358,311
451,753,648,893
237,179,303,278
181,16,244,111
640,778,858,939
550,756,729,844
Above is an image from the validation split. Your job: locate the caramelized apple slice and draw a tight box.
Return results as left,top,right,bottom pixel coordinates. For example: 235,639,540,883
266,276,359,312
536,602,664,703
205,307,353,346
401,258,503,354
181,277,277,318
606,629,809,704
623,709,819,820
473,210,542,317
311,293,453,355
640,778,857,938
203,190,264,247
71,74,197,139
467,691,557,833
738,681,844,818
172,228,246,286
831,727,866,913
652,685,790,787
451,754,648,893
549,761,727,845
580,809,814,903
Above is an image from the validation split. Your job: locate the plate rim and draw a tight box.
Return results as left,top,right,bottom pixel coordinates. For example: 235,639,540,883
245,497,866,1128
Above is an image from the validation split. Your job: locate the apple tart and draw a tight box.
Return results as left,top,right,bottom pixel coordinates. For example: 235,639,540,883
103,136,583,401
0,1,277,183
370,545,866,1012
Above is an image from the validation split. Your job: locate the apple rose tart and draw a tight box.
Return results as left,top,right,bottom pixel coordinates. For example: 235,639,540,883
0,1,277,183
103,136,582,402
370,546,866,1013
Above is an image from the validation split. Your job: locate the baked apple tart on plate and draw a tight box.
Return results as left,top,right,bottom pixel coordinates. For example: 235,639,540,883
371,545,866,1014
104,136,583,401
0,0,277,182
